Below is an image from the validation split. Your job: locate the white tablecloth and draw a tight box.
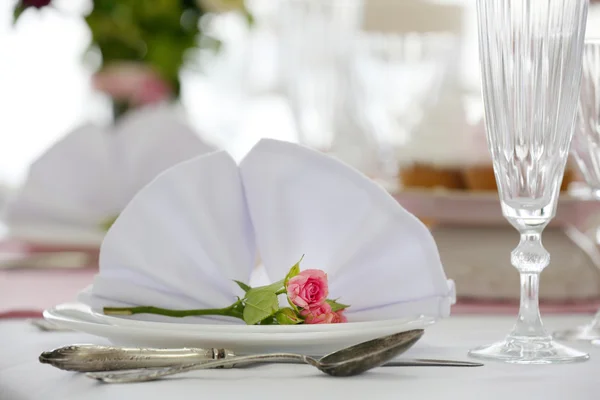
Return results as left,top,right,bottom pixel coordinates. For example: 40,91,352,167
1,315,598,400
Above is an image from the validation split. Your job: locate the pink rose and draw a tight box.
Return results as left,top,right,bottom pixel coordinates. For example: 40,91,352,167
331,310,347,324
300,303,334,324
286,269,328,309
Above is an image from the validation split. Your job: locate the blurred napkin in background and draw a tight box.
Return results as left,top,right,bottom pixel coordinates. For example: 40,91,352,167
81,139,455,323
1,104,215,248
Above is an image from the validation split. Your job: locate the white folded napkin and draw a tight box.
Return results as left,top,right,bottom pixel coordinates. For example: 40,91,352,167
81,139,455,322
2,105,215,246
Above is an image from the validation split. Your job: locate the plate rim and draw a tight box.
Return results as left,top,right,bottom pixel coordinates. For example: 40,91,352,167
45,302,438,335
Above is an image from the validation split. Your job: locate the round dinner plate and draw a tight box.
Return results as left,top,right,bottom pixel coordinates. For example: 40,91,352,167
44,303,436,355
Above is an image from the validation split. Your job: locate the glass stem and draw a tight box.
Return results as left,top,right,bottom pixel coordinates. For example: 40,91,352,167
509,231,551,340
511,272,548,339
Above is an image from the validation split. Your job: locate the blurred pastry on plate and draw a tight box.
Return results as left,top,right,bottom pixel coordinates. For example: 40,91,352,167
397,84,470,191
461,165,497,192
400,164,465,190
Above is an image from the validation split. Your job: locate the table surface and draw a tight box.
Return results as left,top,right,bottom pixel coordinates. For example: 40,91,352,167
1,315,598,400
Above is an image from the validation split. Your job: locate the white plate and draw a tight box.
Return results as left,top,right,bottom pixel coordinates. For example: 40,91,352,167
44,303,435,355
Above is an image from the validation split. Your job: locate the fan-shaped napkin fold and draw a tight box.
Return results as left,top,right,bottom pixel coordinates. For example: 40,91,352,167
81,151,256,314
2,105,215,246
83,139,455,322
241,140,455,321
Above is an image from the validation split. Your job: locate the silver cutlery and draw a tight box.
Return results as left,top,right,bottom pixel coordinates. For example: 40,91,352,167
87,329,425,382
41,345,236,371
40,342,482,372
82,330,482,383
39,344,481,372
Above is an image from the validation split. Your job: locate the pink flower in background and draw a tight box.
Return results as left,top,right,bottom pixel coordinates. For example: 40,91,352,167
286,269,328,309
92,63,172,106
300,303,334,325
22,0,52,8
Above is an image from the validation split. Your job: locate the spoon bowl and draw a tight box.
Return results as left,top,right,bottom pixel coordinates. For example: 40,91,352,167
87,329,426,383
316,329,424,376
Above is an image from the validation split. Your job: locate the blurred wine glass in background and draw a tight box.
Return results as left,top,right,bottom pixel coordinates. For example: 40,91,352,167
278,0,364,152
348,32,458,186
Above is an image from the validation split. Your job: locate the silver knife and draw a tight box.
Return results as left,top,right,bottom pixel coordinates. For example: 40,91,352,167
384,359,482,367
39,344,482,372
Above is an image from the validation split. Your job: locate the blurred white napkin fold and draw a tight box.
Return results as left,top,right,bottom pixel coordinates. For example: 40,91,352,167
80,151,256,313
2,104,215,246
81,139,455,322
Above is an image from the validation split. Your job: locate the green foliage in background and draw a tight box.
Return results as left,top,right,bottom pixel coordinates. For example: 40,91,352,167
14,0,251,97
85,0,205,95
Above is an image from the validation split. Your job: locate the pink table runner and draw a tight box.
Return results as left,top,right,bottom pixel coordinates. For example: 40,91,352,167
0,267,97,318
0,239,98,318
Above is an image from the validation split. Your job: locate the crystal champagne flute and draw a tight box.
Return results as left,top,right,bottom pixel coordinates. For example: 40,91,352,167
554,40,600,342
470,0,589,364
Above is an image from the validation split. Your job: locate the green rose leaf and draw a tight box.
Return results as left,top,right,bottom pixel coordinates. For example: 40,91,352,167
229,299,245,318
275,308,303,325
284,255,304,287
233,280,251,293
246,279,284,298
13,4,26,24
243,289,279,325
326,299,350,313
259,317,277,325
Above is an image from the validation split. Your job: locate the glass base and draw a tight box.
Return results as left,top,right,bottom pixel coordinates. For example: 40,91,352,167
553,324,600,342
469,337,589,364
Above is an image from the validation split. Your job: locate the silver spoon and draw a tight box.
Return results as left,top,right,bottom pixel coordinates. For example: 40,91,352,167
40,343,481,372
87,329,428,383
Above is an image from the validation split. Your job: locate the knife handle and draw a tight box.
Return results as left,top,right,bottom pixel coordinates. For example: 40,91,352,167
39,344,234,372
